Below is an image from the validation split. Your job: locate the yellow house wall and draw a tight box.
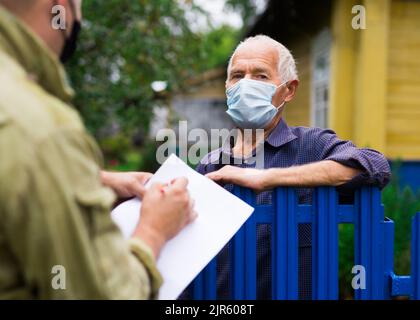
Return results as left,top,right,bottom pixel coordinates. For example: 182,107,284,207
329,0,358,141
283,39,311,127
353,0,389,153
386,0,420,160
331,0,420,160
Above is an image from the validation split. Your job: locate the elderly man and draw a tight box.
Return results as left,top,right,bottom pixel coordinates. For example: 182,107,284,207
197,35,391,299
0,0,196,299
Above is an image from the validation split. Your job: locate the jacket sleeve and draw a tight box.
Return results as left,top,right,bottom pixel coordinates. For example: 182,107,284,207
2,128,162,299
317,129,391,190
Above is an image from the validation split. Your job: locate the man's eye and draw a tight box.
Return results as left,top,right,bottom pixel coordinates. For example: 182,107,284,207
231,74,243,79
257,74,268,80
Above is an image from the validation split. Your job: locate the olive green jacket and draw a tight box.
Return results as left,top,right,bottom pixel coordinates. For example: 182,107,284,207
0,6,162,299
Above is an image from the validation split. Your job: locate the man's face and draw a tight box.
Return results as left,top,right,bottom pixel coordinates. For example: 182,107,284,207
226,43,287,108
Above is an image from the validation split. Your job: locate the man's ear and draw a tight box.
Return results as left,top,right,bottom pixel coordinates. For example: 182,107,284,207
284,79,299,103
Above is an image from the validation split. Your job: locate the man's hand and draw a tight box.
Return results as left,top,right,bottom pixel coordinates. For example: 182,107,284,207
101,171,153,199
133,177,197,258
206,161,362,191
206,166,269,192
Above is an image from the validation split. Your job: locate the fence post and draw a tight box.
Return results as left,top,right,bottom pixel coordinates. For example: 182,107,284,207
383,218,395,299
203,258,217,299
231,186,247,299
312,187,339,299
354,187,386,299
192,272,204,300
412,213,420,300
243,188,257,299
273,187,298,299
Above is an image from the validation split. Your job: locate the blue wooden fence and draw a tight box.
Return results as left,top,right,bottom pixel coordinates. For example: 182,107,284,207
191,186,420,300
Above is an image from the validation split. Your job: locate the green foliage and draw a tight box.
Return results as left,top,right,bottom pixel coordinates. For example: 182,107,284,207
66,1,246,171
339,223,355,299
201,25,239,70
382,163,420,275
100,133,132,166
68,0,207,139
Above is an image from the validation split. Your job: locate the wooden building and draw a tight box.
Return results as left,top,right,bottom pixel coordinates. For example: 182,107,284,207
247,0,420,190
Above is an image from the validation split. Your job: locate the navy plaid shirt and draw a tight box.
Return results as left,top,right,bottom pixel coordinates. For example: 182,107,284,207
183,118,390,300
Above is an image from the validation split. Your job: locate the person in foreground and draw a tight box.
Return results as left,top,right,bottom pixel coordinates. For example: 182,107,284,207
0,0,197,299
197,35,391,299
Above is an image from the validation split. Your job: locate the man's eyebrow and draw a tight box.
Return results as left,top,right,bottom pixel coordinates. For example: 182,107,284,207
251,67,271,74
229,68,245,74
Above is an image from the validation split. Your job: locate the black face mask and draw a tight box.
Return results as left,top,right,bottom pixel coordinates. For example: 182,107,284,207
60,1,81,63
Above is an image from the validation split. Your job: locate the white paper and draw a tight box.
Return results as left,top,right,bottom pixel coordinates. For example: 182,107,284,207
111,154,254,300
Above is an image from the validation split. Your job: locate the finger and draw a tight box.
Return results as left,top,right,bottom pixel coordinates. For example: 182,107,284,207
205,172,219,181
171,177,189,190
148,182,165,194
136,172,153,184
207,173,227,183
133,183,147,199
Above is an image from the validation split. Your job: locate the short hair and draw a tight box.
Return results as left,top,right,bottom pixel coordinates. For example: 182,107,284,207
227,35,298,83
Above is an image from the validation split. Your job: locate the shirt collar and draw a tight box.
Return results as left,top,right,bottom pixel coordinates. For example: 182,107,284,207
219,118,297,160
266,118,298,148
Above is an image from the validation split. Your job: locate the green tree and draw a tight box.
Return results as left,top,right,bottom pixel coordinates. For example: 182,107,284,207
201,25,239,70
67,0,206,150
66,0,249,170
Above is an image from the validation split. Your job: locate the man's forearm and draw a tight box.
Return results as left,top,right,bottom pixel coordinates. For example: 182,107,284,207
263,160,362,188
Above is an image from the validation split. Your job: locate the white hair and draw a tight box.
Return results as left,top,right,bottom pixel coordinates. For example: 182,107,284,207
227,35,298,83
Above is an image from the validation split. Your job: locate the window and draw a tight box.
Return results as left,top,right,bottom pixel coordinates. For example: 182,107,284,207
311,29,332,129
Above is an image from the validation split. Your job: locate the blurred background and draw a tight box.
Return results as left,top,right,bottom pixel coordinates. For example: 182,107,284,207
67,0,420,298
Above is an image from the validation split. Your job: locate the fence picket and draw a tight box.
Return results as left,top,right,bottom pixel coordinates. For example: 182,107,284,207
190,187,419,300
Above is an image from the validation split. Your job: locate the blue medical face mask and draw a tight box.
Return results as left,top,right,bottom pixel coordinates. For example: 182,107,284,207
226,78,287,129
